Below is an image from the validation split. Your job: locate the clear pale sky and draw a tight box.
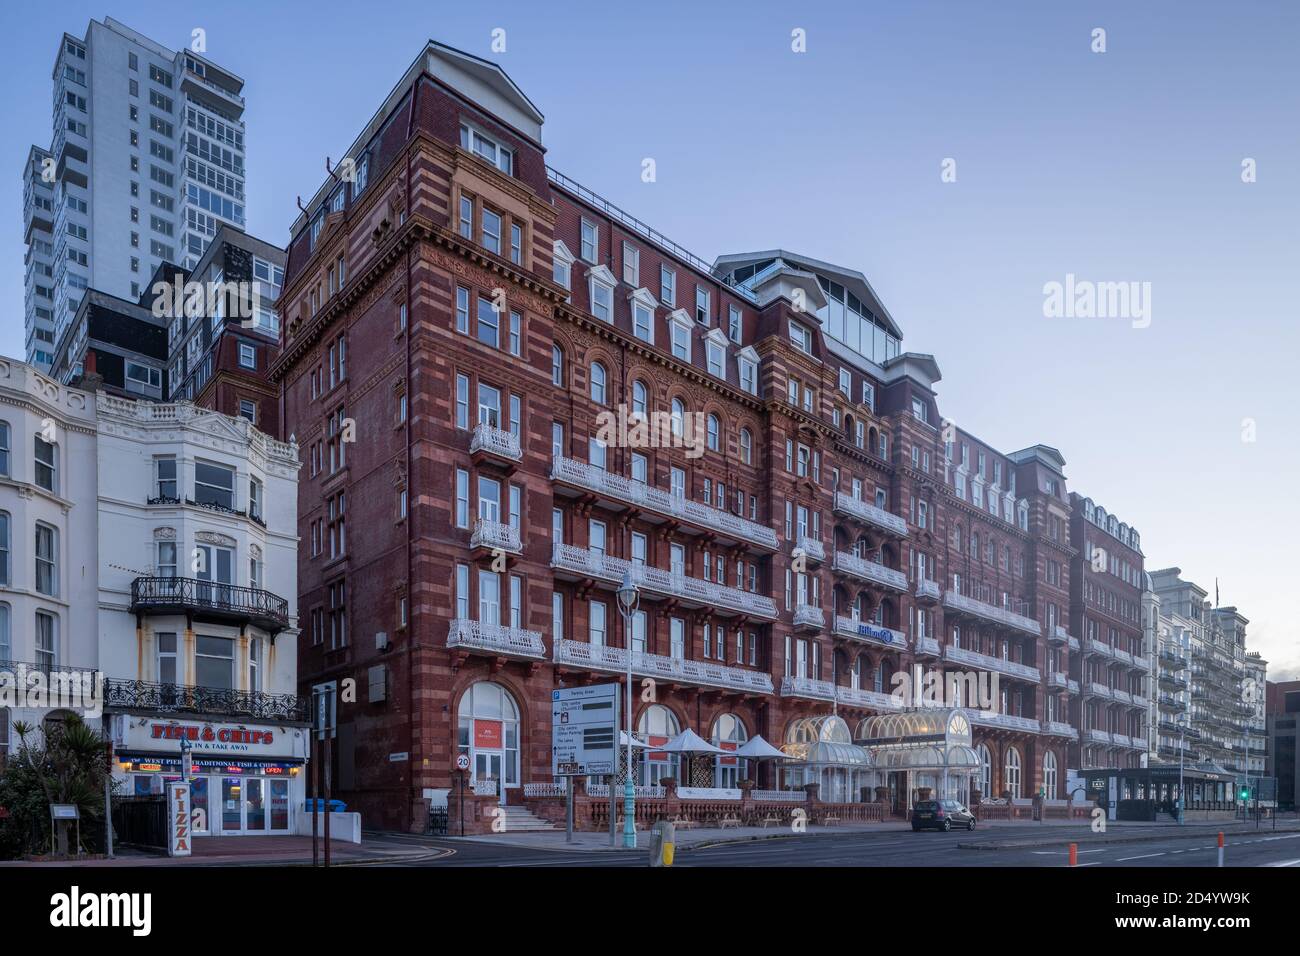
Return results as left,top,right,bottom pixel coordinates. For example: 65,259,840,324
4,1,1296,676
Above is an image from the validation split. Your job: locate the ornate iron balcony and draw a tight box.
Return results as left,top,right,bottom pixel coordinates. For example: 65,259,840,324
130,575,291,634
831,491,908,537
103,677,308,721
832,550,908,591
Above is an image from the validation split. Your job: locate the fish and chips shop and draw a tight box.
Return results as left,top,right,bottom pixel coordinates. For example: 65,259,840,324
109,715,309,836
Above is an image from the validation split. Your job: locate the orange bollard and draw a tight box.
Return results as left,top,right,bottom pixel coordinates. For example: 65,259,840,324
1069,842,1078,867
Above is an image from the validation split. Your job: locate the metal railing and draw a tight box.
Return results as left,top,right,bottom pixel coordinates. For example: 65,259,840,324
831,551,908,591
967,711,1040,733
836,685,904,710
470,422,523,461
794,536,825,562
941,591,1041,636
448,619,546,659
130,575,290,631
103,677,308,721
552,543,777,618
551,456,778,549
780,675,837,701
831,492,908,537
915,579,942,601
470,519,523,553
793,605,825,629
554,639,773,694
943,644,1040,681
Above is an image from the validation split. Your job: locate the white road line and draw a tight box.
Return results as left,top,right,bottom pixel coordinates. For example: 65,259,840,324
1117,852,1166,861
1264,859,1300,867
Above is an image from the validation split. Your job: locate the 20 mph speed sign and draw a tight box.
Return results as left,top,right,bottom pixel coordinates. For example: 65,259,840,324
455,753,470,771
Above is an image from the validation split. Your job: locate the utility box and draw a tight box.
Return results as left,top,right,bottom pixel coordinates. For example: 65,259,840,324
648,820,675,867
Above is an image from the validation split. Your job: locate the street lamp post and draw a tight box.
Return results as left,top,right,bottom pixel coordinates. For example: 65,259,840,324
1175,714,1187,826
617,571,640,850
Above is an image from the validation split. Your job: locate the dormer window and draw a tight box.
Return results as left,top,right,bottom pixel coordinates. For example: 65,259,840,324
459,122,512,174
587,265,616,322
707,340,725,378
553,240,574,294
629,288,656,344
789,321,813,355
669,309,691,361
737,347,760,395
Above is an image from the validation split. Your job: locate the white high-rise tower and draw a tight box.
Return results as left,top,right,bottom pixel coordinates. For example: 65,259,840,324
22,17,248,374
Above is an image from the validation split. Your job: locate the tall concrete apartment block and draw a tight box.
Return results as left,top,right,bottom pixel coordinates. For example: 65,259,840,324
22,17,247,374
270,41,1185,830
1149,568,1264,777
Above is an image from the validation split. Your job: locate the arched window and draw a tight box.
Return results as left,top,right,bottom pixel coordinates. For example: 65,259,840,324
457,681,521,797
706,414,720,451
670,398,685,438
1043,750,1058,798
977,743,991,798
1004,746,1021,798
551,345,564,386
638,704,681,786
589,362,607,404
712,713,749,787
631,380,647,416
739,427,752,464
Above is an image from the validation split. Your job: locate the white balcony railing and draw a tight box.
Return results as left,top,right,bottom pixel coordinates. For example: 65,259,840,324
1048,625,1070,644
832,551,908,591
1114,648,1133,665
793,605,825,629
1087,728,1112,745
551,456,778,549
966,711,1041,733
914,636,941,656
1067,679,1080,694
1049,671,1068,688
795,536,825,563
1088,639,1114,658
832,491,908,537
1044,720,1077,737
551,544,777,619
941,591,1041,636
1068,636,1080,651
943,644,1040,681
554,639,774,694
1111,733,1133,748
915,579,942,601
470,422,523,461
837,686,904,711
1113,688,1133,704
780,675,837,701
470,519,522,553
834,616,907,649
1089,681,1113,699
448,619,546,659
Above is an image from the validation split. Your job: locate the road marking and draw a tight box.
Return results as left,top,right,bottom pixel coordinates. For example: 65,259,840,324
1264,859,1300,867
1117,852,1166,861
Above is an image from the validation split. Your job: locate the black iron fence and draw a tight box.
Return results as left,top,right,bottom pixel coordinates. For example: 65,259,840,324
104,678,309,721
131,575,290,632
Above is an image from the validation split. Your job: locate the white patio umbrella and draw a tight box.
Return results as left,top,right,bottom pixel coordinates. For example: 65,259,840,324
656,729,728,788
735,734,791,791
735,735,788,760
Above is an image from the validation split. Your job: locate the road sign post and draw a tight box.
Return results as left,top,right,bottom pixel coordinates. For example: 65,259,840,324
551,684,619,844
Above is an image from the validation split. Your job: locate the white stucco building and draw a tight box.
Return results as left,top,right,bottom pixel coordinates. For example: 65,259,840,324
0,357,100,751
95,393,307,835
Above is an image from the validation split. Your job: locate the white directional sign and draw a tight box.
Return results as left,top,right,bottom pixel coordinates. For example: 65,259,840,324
551,684,619,777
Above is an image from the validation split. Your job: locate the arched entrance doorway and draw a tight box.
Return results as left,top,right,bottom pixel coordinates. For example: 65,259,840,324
457,681,521,804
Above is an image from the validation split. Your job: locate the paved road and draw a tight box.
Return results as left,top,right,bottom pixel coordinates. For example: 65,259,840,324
361,825,1300,868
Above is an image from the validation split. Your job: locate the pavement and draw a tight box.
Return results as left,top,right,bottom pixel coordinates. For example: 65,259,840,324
7,817,1298,867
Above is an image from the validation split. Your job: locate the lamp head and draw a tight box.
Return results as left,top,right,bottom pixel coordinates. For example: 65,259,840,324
617,570,639,611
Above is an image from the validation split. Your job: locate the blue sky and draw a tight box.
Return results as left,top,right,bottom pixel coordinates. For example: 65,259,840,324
3,1,1297,676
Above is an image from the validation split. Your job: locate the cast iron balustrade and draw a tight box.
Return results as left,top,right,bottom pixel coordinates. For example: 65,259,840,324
551,456,778,550
793,605,825,630
831,491,908,537
836,685,904,710
469,422,523,462
942,644,1040,681
130,575,291,634
966,711,1041,733
1048,624,1070,645
447,619,545,659
780,675,837,701
832,551,908,591
470,519,522,553
102,677,309,721
1087,728,1112,745
941,590,1041,636
1044,720,1077,737
794,536,825,563
146,494,181,506
914,635,941,657
551,543,777,619
553,639,773,695
915,579,942,602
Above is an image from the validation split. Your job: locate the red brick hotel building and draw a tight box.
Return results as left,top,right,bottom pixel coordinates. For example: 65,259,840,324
270,42,1147,830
